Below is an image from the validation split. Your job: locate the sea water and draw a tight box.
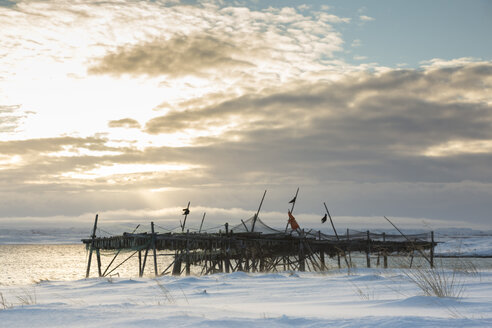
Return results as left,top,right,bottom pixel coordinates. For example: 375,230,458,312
1,244,491,286
0,244,174,285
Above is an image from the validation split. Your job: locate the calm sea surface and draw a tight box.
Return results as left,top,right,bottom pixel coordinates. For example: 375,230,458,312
1,244,491,286
0,244,172,286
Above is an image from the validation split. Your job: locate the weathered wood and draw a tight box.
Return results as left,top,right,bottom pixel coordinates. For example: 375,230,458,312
251,190,267,232
83,220,435,277
199,212,206,233
138,250,142,276
323,202,339,239
151,222,158,276
185,229,191,276
430,231,434,268
383,232,388,269
181,201,190,232
140,244,150,277
384,216,432,267
241,219,249,232
85,214,99,278
96,248,102,277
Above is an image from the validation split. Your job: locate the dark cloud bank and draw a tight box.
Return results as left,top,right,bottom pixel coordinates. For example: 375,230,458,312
88,33,254,78
2,63,492,228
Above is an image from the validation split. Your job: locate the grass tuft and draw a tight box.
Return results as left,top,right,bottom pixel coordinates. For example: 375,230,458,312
403,264,465,298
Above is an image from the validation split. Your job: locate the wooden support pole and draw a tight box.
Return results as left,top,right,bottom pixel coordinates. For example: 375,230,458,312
383,232,388,269
241,219,249,232
96,248,102,277
103,249,121,277
430,231,435,268
199,212,206,233
299,230,305,271
104,250,138,277
347,228,352,268
251,190,267,232
319,250,325,270
151,222,158,276
323,202,339,239
384,216,432,266
172,255,182,276
366,230,371,268
138,250,142,276
86,214,99,278
185,229,191,276
161,259,175,276
141,245,150,277
181,201,190,232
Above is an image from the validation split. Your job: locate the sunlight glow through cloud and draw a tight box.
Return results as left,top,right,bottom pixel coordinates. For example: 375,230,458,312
0,0,491,229
61,163,198,180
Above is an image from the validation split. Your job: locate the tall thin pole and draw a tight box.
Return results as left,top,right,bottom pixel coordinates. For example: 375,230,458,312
384,216,432,266
323,202,339,239
199,212,206,233
181,201,190,232
321,204,350,268
86,214,99,278
151,222,158,276
290,187,299,213
251,190,267,232
285,188,299,232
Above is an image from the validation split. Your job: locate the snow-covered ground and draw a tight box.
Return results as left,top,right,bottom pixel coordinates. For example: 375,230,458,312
435,235,492,257
1,269,491,327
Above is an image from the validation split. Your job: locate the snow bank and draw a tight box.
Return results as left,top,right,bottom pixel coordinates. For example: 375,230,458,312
1,270,491,327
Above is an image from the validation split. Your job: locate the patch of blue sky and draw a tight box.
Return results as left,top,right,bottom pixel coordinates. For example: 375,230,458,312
210,0,492,68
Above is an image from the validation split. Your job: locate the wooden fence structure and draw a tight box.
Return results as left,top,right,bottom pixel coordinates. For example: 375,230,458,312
82,214,436,278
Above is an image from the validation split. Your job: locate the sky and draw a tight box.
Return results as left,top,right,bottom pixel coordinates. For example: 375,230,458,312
0,0,491,232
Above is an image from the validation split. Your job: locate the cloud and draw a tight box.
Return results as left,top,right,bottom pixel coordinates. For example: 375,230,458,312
419,57,481,69
88,34,255,78
359,15,375,22
0,105,33,133
144,63,492,151
135,62,492,226
1,62,492,224
1,0,491,229
108,118,141,129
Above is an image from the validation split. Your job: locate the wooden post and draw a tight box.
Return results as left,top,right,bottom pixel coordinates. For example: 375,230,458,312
86,214,99,278
141,244,149,277
430,231,434,268
347,228,352,268
199,212,206,233
138,250,142,276
181,201,190,232
96,248,102,277
383,232,388,269
299,229,305,271
241,219,249,232
366,230,371,268
319,250,325,270
151,222,158,276
173,255,182,276
323,202,339,239
252,190,267,232
185,229,191,276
